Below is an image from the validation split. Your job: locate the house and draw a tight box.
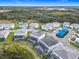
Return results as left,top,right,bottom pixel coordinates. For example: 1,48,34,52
39,36,61,52
75,38,79,45
0,24,4,30
14,29,27,40
19,23,28,29
27,30,45,44
29,23,39,29
77,29,79,33
0,31,10,41
42,23,53,31
52,22,60,28
34,36,62,56
34,45,46,56
63,22,70,28
18,22,23,25
56,27,69,38
53,45,79,59
30,31,45,41
46,52,60,59
3,23,15,30
70,23,79,30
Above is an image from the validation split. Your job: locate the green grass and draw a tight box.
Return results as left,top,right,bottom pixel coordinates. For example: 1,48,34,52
15,41,43,59
75,34,79,38
17,41,43,59
2,42,35,59
26,32,32,38
70,42,79,48
12,22,20,30
38,23,42,29
4,32,14,45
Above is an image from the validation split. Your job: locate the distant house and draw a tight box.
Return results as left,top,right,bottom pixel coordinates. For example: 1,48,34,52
70,23,79,30
77,29,79,33
19,23,28,29
75,38,79,45
0,24,3,30
0,31,10,41
63,22,70,28
29,23,39,29
18,22,23,25
3,23,15,30
42,23,53,31
52,22,60,28
14,29,27,40
8,18,16,20
56,27,69,38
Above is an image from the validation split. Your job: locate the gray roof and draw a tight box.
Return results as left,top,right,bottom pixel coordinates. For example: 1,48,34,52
71,23,79,29
41,36,58,47
46,52,60,59
0,31,10,39
53,45,79,59
31,31,45,38
14,29,27,36
34,45,45,55
54,50,68,59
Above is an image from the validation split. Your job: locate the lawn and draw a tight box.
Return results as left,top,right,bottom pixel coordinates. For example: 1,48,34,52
51,12,71,16
70,42,79,48
1,42,35,59
0,32,42,59
4,32,14,45
12,22,20,30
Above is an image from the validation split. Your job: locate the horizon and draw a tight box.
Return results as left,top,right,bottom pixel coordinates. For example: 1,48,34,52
0,0,79,6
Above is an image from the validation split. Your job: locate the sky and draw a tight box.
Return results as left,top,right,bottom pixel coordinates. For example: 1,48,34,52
0,0,79,6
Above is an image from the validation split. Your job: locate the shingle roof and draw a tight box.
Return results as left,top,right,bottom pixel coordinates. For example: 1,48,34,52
31,31,45,38
54,50,68,59
14,29,27,36
53,45,79,59
0,31,10,39
41,36,58,47
70,23,79,29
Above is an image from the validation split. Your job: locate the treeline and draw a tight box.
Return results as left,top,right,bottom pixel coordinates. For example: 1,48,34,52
0,8,79,23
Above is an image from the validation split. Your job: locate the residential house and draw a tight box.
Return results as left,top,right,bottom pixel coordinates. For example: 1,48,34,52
29,23,39,29
27,30,45,44
14,29,27,40
53,45,79,59
39,36,61,52
34,36,62,56
70,23,79,30
0,24,3,30
42,23,53,31
75,38,79,45
52,22,60,28
19,23,28,29
46,52,60,59
0,31,10,41
3,23,15,30
63,22,70,28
